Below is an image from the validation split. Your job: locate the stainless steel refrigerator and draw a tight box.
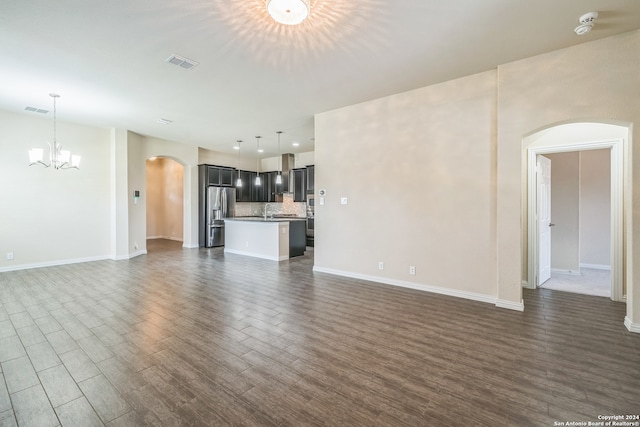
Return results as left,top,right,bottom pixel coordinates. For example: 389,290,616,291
206,186,236,247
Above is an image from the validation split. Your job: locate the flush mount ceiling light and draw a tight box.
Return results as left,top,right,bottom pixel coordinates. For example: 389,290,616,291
574,11,598,35
28,94,81,170
266,0,310,25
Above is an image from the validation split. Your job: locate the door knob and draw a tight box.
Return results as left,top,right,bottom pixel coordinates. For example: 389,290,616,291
549,223,555,227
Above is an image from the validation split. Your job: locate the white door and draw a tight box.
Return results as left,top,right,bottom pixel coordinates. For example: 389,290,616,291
537,155,552,285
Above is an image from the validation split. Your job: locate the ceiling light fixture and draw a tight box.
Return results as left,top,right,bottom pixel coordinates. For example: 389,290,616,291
255,136,262,186
28,94,81,170
574,11,598,35
236,140,243,187
266,0,310,25
275,131,283,185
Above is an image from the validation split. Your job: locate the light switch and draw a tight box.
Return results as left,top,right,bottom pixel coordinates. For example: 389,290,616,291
320,197,325,205
341,197,348,205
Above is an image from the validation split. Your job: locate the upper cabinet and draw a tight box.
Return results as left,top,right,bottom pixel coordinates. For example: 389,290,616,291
306,165,314,194
292,168,307,202
199,164,235,187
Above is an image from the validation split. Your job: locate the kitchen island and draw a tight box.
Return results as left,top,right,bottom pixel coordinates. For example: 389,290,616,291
224,217,306,261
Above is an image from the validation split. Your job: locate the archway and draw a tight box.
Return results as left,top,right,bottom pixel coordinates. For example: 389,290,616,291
145,156,186,248
523,122,629,302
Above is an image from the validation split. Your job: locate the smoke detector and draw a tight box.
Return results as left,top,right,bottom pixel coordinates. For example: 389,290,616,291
574,11,598,35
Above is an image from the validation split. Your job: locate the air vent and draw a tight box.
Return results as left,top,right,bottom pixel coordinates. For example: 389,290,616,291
157,118,173,125
165,54,199,70
24,106,49,114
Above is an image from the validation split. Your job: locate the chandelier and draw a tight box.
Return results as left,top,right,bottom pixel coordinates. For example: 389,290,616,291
266,0,310,25
28,93,81,170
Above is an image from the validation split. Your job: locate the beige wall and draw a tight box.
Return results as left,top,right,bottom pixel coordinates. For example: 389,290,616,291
146,158,184,241
547,152,580,272
315,70,498,301
317,30,639,326
498,30,638,323
580,149,611,267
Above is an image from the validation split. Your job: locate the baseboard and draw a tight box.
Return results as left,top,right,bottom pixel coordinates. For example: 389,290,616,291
224,248,285,261
580,263,611,270
312,266,507,307
624,316,640,334
551,268,581,276
0,255,111,272
183,243,199,249
496,299,525,312
112,249,147,261
148,235,183,242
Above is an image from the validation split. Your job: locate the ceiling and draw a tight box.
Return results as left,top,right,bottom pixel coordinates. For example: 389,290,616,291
1,0,639,159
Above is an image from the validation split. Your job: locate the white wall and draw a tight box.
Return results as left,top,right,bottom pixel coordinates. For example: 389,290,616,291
0,110,111,270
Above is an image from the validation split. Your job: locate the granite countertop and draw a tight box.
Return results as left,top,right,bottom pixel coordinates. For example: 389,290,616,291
227,216,307,222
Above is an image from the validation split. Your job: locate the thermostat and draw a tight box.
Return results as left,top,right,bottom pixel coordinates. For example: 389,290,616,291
319,189,326,196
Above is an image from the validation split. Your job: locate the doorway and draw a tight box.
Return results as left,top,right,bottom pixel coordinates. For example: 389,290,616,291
525,122,627,302
146,157,185,246
536,150,611,297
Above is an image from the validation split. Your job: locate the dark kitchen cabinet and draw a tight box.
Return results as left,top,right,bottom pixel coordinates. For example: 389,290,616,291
199,164,235,187
251,172,268,202
292,168,307,202
306,165,314,193
235,170,252,202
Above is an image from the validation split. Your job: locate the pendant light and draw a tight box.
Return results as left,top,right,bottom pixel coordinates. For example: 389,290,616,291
275,131,283,185
28,93,81,170
255,136,262,186
235,140,243,187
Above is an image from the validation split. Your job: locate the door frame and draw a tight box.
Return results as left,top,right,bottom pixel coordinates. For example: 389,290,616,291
526,139,624,301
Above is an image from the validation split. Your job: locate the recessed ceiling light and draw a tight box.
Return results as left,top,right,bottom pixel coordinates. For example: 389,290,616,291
292,142,300,147
157,118,173,125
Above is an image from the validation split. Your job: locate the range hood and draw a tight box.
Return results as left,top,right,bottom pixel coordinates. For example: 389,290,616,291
278,153,295,193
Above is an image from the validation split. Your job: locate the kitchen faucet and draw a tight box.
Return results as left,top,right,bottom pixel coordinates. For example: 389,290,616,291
264,203,277,219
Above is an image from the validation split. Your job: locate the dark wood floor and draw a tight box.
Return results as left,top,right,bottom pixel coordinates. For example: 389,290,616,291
1,239,639,426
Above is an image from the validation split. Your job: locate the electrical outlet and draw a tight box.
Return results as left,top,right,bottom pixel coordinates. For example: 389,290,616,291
378,262,384,271
409,266,416,275
7,252,14,260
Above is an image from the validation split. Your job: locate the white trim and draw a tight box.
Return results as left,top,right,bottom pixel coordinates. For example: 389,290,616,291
312,266,525,310
526,138,625,302
183,243,199,249
579,263,611,270
521,280,529,287
496,299,525,312
147,235,183,242
0,255,111,272
224,249,287,261
113,249,147,260
550,268,581,276
624,316,640,334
